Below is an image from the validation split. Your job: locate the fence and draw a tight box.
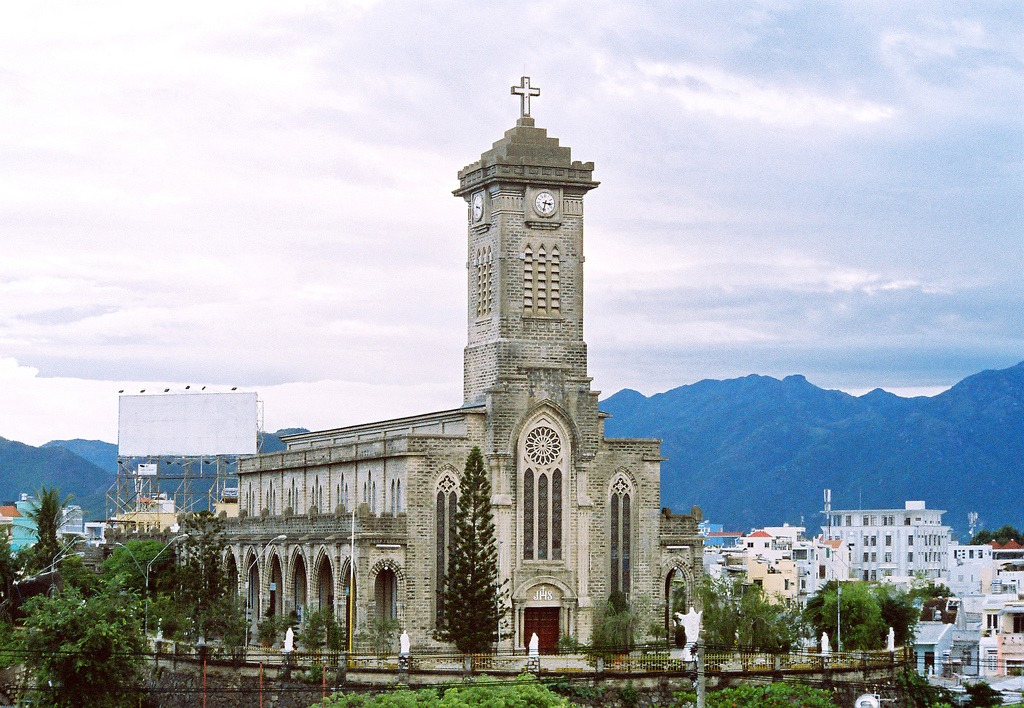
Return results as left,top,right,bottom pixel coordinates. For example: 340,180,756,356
153,639,905,679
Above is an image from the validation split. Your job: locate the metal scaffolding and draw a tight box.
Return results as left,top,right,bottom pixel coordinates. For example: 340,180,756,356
106,455,239,531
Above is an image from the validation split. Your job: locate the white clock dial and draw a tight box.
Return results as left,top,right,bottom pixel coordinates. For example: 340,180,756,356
534,191,556,216
472,193,484,222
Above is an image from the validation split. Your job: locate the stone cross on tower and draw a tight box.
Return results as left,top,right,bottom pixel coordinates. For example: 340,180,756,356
511,76,540,117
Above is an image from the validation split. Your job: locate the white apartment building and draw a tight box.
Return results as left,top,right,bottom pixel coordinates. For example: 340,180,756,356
823,501,951,581
947,543,995,596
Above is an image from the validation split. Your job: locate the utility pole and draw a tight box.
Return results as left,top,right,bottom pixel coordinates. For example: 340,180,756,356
696,639,706,708
837,580,842,653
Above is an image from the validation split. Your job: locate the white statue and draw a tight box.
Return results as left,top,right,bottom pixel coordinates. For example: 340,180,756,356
399,630,410,657
887,626,895,652
528,632,540,657
283,626,295,653
679,608,703,662
820,631,830,656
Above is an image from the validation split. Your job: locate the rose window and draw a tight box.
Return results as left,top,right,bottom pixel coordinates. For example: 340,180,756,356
525,427,561,466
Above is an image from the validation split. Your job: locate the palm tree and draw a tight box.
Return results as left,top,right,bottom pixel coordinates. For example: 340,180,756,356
26,486,73,573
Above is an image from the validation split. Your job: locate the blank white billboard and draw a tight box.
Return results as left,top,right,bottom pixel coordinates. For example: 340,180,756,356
118,392,258,457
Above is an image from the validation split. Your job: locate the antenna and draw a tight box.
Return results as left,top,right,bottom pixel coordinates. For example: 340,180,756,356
823,488,832,540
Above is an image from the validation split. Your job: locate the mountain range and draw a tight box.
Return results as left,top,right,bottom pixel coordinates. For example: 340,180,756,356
0,430,302,520
601,361,1024,538
2,363,1021,537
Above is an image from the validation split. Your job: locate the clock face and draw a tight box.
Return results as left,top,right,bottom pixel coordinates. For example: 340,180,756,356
534,191,556,216
472,193,484,222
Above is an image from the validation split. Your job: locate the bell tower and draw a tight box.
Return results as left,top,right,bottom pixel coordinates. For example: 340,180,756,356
454,78,599,409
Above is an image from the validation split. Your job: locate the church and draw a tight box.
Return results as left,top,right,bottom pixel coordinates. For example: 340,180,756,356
226,79,703,653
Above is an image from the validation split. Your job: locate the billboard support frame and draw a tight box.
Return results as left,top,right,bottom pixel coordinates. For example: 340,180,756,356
107,454,242,530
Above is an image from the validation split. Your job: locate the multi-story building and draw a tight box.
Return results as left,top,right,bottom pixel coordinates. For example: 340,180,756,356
978,595,1024,677
947,543,996,596
824,501,950,581
995,601,1024,676
746,554,799,605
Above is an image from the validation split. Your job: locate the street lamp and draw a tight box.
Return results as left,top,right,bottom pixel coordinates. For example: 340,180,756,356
43,538,85,574
245,534,287,645
836,579,842,653
116,534,188,637
113,541,145,585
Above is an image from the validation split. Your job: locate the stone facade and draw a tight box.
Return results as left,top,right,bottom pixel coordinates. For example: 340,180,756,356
228,90,703,652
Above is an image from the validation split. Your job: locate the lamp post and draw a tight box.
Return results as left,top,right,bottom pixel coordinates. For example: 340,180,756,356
42,538,84,574
836,579,842,653
114,540,146,618
245,534,287,645
117,534,188,637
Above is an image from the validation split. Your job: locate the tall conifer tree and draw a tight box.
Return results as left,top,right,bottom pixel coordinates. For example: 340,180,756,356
439,446,504,653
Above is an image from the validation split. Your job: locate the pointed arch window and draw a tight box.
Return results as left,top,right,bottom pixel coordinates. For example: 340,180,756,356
435,475,459,627
610,477,632,596
521,425,564,561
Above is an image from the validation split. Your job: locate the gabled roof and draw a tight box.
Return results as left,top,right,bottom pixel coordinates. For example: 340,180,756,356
0,505,21,518
821,539,844,549
747,530,773,538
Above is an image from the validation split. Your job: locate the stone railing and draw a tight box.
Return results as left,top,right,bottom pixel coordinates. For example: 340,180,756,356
152,642,906,680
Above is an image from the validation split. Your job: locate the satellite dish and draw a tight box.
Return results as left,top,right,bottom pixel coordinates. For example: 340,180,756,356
854,694,880,708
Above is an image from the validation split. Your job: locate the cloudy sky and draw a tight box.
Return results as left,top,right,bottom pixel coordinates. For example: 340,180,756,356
0,1,1021,447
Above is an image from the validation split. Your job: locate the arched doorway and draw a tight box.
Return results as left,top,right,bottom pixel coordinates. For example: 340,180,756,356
269,554,284,618
246,553,260,628
293,555,308,622
375,568,397,622
225,554,239,598
315,555,334,616
665,567,689,646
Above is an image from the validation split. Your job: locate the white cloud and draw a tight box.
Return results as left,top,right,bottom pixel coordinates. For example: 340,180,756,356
0,2,1019,444
617,60,896,127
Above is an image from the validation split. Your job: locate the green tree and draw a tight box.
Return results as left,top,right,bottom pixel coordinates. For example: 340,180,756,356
0,531,22,619
877,585,920,646
102,538,178,596
176,511,230,640
964,680,1002,707
437,446,504,653
697,576,802,651
299,608,329,651
25,486,73,573
971,525,1023,546
360,614,400,656
804,581,888,650
57,553,103,595
19,586,147,708
592,590,639,651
